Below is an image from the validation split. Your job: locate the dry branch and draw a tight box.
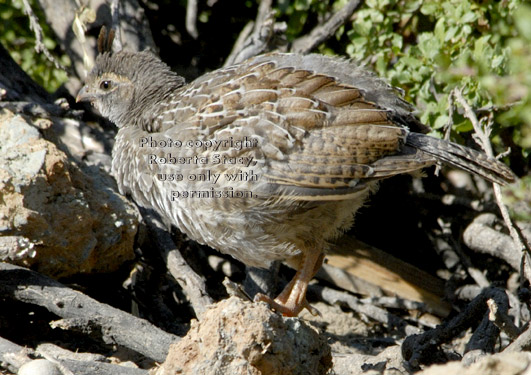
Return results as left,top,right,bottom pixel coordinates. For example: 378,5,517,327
20,0,66,70
110,0,123,52
0,263,179,362
504,323,531,353
185,0,199,39
308,285,421,336
1,337,147,375
223,0,285,67
454,88,531,284
0,336,33,372
141,210,214,319
291,0,362,53
464,213,523,271
402,287,510,368
461,312,499,365
487,298,520,339
0,43,53,105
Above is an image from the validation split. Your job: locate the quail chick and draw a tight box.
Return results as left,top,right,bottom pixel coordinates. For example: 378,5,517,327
77,30,515,317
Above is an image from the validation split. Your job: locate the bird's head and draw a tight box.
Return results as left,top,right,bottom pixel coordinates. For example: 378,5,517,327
76,29,184,127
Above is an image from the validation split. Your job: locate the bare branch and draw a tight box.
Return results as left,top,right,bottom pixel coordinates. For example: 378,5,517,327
463,213,525,272
435,89,456,176
224,2,286,67
0,263,179,362
142,209,214,319
291,0,362,53
186,0,199,39
402,287,507,369
110,0,123,52
476,101,522,115
308,285,421,336
20,0,66,71
254,0,274,29
504,322,531,352
487,298,520,339
454,88,531,285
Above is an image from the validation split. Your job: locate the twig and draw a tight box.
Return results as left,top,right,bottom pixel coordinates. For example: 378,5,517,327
308,285,421,336
504,323,531,352
402,287,507,369
434,89,456,176
223,0,285,66
291,0,362,53
437,217,490,288
456,284,483,301
475,101,522,115
461,312,498,366
0,336,33,372
141,209,214,319
0,263,179,362
110,0,123,52
186,0,199,39
496,147,513,161
463,213,523,271
487,298,520,339
225,21,255,66
243,263,280,298
255,0,274,29
223,277,252,301
358,296,428,313
0,101,82,119
454,88,531,285
316,263,384,297
20,0,66,71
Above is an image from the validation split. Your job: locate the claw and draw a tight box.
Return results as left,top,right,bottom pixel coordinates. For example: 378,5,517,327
253,249,325,317
255,292,316,317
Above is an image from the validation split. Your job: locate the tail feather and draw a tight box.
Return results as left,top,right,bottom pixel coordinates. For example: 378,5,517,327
406,133,516,185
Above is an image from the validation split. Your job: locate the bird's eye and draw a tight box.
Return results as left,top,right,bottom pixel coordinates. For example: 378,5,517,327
100,80,112,90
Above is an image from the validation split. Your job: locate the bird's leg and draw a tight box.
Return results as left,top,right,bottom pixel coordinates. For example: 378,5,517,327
255,248,324,317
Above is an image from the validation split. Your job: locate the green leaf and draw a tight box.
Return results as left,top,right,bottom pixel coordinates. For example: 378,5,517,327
454,120,474,133
514,3,531,41
434,114,449,129
294,0,312,11
461,11,477,24
420,1,439,15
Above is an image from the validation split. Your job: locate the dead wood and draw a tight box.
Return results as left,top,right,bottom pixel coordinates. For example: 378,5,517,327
141,210,214,319
402,287,514,369
504,323,531,353
454,88,531,284
326,235,451,317
461,312,499,365
0,263,179,362
0,43,54,105
243,262,281,299
308,285,421,336
0,336,33,372
291,0,362,53
223,0,286,67
464,213,525,271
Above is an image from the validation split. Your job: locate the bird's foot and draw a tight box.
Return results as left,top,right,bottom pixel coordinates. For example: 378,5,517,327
254,293,321,317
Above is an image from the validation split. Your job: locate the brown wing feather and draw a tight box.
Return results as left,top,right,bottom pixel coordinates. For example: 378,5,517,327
154,56,419,199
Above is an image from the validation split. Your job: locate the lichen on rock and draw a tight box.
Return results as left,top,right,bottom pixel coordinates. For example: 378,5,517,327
0,109,139,277
152,296,332,375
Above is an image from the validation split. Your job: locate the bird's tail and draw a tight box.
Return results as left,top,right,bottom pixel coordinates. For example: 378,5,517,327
406,132,516,185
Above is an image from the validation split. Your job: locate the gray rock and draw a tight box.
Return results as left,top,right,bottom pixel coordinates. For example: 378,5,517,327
0,109,139,277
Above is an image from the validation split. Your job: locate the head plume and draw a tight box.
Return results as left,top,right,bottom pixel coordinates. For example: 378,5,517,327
77,25,185,129
97,26,117,54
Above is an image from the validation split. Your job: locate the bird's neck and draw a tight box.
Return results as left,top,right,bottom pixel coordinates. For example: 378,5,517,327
119,75,185,131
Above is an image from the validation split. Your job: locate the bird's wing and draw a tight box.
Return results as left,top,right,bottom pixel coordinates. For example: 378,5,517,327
154,54,435,201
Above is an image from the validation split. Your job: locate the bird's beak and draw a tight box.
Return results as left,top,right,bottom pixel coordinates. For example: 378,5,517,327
76,86,96,103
